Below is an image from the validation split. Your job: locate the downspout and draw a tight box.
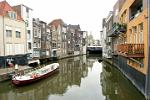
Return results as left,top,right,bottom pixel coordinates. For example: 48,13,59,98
2,2,7,68
3,16,5,56
2,16,6,68
145,0,150,99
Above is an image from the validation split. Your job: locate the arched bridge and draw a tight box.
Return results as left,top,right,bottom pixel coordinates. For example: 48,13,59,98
86,46,102,54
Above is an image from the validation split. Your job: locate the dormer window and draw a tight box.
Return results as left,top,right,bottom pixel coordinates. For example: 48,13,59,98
8,11,16,19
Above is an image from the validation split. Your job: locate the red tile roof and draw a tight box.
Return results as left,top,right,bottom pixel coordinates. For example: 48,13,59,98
0,1,23,21
49,19,64,29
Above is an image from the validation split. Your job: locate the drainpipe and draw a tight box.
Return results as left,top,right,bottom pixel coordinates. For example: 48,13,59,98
146,0,150,99
3,16,5,56
2,16,6,68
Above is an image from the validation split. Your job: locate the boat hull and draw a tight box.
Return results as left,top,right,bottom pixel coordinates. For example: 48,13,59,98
12,67,59,86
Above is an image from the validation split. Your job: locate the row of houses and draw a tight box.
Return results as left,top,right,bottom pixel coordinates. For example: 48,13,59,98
100,0,150,99
0,1,88,67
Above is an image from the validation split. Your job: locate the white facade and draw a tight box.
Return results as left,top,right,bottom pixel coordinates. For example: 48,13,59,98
82,31,87,54
101,27,109,58
14,5,33,57
105,12,113,58
0,16,26,56
101,15,112,59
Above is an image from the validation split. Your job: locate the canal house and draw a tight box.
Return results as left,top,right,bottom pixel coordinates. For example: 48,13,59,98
102,11,113,58
40,20,51,58
67,24,76,56
117,0,148,97
13,4,33,58
32,18,41,58
49,19,64,59
0,1,27,67
102,0,150,98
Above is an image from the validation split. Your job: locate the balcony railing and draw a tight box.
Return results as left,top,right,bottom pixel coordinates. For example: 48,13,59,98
107,23,127,37
117,44,144,58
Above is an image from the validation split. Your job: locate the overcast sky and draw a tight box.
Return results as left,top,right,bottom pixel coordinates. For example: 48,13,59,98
6,0,117,39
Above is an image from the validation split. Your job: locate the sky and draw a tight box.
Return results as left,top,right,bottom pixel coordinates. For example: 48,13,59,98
6,0,117,39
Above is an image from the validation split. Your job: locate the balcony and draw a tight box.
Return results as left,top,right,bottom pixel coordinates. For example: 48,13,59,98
117,44,144,58
107,23,127,37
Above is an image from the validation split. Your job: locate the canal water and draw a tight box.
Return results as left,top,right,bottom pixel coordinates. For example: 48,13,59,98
0,55,145,100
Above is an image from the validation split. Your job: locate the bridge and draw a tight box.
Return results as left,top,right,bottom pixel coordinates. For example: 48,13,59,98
86,46,102,54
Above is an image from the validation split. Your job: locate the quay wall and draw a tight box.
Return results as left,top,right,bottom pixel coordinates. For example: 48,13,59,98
103,55,146,98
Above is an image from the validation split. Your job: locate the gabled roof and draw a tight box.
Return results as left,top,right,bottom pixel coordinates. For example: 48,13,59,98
0,1,23,21
68,24,81,30
49,19,64,29
13,4,33,10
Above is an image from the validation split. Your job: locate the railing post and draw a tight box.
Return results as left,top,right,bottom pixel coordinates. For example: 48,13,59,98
126,44,128,54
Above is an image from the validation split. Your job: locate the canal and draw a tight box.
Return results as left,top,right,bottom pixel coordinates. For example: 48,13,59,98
0,55,146,100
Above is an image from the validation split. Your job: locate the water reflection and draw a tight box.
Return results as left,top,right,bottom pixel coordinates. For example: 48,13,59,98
0,55,145,100
100,62,145,100
0,55,91,100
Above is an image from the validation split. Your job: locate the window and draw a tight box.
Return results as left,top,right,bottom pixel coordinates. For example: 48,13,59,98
140,32,143,43
34,29,38,37
26,8,29,13
129,29,132,43
8,11,16,19
6,30,12,37
27,13,29,18
132,26,138,43
33,50,40,57
139,23,143,32
135,32,138,43
28,43,31,50
27,30,31,39
139,23,144,43
129,0,143,20
33,42,37,48
133,26,137,33
26,8,29,18
26,20,29,27
16,31,21,38
38,29,41,37
121,10,127,23
52,43,56,48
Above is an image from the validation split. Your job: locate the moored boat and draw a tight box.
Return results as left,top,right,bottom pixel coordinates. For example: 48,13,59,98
12,63,59,86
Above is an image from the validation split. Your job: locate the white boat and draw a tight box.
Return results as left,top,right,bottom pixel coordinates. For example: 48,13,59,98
12,63,59,86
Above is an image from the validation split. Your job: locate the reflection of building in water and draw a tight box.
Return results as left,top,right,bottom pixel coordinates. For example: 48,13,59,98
100,62,118,100
87,54,102,67
83,55,86,64
87,56,98,69
100,62,145,100
0,56,89,100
